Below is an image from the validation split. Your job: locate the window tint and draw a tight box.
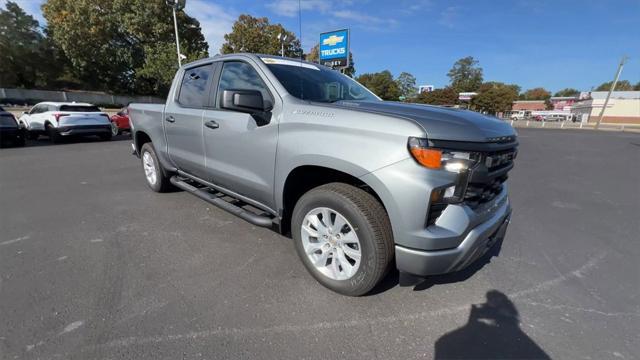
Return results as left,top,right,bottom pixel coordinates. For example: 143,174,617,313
178,64,213,108
266,63,378,103
0,114,17,127
217,62,272,106
59,105,101,112
30,105,41,114
0,105,5,111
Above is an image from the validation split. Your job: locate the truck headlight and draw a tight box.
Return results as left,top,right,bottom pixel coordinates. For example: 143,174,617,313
408,137,480,172
408,137,480,204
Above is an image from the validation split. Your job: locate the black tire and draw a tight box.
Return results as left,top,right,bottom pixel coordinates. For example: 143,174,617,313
46,124,61,144
15,136,26,147
291,183,394,296
140,142,172,192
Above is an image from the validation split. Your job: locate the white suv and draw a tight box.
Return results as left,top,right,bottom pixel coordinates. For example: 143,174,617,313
18,102,112,142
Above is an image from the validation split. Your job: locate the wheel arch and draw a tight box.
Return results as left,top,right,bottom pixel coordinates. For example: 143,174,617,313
279,164,389,236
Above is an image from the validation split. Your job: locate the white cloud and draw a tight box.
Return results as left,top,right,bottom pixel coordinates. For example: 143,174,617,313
185,0,236,54
333,10,396,26
438,6,460,28
266,0,330,17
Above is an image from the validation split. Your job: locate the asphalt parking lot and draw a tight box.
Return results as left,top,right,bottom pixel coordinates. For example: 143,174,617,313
1,129,639,359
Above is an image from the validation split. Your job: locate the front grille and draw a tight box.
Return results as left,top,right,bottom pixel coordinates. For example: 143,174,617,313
483,149,517,172
464,174,508,208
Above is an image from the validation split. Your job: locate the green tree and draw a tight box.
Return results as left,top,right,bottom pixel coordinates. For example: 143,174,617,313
396,72,417,100
413,87,458,105
634,81,640,91
305,43,355,77
0,1,65,88
521,87,551,100
356,70,401,100
472,82,520,115
43,0,209,95
553,88,580,97
221,15,302,58
447,56,483,92
595,80,633,91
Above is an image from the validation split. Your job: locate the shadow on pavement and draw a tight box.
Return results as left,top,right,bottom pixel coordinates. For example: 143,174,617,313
434,290,549,359
413,234,504,291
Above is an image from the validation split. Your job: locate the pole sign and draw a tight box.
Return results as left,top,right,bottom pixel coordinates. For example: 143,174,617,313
319,29,349,69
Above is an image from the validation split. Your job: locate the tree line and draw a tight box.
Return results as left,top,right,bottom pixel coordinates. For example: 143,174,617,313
1,1,638,104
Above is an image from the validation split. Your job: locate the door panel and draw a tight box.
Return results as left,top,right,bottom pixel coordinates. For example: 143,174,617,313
202,60,278,209
164,63,214,179
202,109,278,208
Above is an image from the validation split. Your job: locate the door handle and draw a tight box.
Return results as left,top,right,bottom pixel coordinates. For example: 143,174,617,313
165,116,175,123
204,120,219,129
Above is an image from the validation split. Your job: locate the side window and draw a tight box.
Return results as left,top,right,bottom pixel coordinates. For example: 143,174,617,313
217,62,272,106
29,105,41,114
178,64,213,108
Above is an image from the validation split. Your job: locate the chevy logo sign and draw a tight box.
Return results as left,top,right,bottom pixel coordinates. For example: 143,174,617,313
322,35,344,46
319,29,349,69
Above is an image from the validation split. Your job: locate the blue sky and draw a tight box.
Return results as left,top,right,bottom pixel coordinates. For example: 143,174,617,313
5,0,640,92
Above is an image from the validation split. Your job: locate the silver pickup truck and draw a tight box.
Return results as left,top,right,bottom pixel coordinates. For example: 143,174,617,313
129,54,517,296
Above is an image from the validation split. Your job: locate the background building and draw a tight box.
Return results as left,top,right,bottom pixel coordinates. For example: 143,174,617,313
571,91,640,124
549,96,579,111
512,100,546,111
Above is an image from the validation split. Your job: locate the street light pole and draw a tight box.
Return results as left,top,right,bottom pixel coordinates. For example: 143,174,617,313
277,33,287,57
172,6,182,67
595,55,628,129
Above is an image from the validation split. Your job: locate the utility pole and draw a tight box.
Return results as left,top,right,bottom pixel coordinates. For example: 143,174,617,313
166,0,186,67
595,56,628,129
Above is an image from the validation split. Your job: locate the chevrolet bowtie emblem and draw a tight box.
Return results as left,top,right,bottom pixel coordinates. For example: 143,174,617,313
322,35,344,46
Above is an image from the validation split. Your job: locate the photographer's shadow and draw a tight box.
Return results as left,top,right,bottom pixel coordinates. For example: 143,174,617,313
434,290,550,359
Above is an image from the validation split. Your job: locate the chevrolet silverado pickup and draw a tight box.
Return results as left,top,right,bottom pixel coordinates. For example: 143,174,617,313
129,54,517,296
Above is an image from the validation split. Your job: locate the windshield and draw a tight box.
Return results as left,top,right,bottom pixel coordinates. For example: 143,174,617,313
59,105,101,112
264,60,379,103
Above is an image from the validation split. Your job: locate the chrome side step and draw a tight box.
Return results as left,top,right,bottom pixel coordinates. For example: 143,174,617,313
169,176,273,228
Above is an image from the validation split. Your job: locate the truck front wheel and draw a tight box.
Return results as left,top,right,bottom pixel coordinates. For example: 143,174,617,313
291,183,394,296
140,143,172,193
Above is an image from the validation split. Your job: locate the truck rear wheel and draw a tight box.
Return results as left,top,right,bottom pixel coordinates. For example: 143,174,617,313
291,183,394,296
140,143,172,193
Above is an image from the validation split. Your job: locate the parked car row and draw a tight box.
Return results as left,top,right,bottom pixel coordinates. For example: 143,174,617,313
0,102,131,146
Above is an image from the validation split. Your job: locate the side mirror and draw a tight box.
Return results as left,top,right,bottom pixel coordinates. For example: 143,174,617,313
221,89,269,113
22,111,27,116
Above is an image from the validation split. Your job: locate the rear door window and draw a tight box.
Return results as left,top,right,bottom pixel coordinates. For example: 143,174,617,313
178,64,214,108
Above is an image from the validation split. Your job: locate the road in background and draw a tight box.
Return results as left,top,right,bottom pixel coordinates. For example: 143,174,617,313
1,129,638,359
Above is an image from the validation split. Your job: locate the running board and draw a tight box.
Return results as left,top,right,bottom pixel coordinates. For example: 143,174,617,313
170,176,273,228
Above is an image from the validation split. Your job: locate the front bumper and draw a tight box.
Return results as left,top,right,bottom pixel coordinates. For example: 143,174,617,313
57,124,111,136
360,156,514,278
396,200,511,277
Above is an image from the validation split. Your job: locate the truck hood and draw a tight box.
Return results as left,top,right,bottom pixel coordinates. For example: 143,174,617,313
335,101,516,143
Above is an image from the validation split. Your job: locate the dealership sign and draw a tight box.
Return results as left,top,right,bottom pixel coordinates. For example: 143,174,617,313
319,29,349,68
